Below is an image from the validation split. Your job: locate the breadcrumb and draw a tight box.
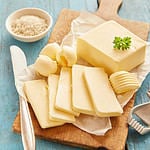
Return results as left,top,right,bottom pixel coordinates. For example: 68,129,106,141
11,15,48,36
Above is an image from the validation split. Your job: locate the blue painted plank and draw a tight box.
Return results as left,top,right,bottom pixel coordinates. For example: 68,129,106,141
127,73,150,150
50,0,69,22
119,0,150,22
0,0,150,150
85,0,98,12
69,0,87,10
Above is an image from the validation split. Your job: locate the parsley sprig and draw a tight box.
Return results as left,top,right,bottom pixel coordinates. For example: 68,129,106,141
113,36,131,50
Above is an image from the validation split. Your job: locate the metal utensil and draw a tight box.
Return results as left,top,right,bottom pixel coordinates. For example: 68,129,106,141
128,102,150,135
10,45,35,150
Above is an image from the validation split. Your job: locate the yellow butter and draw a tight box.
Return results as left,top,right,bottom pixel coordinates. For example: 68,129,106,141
77,20,146,74
40,42,61,60
56,45,77,67
109,71,139,94
55,67,79,116
48,74,75,123
24,80,64,129
83,67,123,117
72,65,95,115
34,55,57,77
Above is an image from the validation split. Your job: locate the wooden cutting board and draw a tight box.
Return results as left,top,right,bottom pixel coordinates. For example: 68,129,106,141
12,0,150,149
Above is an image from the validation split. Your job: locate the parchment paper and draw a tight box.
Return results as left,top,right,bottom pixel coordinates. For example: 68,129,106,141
16,12,150,136
60,12,150,135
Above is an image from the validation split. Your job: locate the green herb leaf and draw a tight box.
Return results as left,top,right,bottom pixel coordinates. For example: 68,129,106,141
113,36,131,50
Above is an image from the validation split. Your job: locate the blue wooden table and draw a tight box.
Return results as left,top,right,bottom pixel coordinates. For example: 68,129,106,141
0,0,150,149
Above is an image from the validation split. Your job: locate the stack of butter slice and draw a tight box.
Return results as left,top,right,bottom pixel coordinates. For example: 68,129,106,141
72,65,95,116
24,64,124,129
72,65,123,117
48,74,76,123
24,80,64,129
82,66,123,117
109,71,139,94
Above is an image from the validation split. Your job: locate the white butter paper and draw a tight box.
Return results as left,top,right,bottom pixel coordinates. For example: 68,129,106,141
16,12,150,136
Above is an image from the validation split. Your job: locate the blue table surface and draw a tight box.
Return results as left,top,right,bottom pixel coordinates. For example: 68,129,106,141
0,0,150,150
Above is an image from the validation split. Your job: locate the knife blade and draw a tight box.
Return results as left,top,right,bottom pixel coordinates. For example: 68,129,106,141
10,45,35,150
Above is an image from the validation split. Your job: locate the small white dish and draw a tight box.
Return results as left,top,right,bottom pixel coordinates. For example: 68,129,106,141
5,8,53,42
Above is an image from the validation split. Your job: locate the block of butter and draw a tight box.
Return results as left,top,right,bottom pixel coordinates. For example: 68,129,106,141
48,74,75,123
24,80,64,128
72,65,95,115
55,67,79,116
83,67,123,117
77,20,146,74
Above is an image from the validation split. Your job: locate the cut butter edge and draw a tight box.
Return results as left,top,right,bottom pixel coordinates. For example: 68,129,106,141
55,67,79,116
83,67,123,117
72,64,95,115
48,74,75,123
24,80,64,129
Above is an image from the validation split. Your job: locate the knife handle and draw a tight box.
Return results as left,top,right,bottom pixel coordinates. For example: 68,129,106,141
19,96,35,150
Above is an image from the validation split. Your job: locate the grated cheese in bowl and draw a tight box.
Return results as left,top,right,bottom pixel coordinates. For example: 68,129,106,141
11,15,48,36
5,8,53,42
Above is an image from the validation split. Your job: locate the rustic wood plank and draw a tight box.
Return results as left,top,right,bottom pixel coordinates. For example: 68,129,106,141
13,96,135,150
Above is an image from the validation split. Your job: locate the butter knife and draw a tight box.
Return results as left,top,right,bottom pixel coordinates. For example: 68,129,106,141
10,45,35,150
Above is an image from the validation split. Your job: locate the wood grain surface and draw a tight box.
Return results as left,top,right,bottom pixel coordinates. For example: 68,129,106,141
12,3,149,149
13,99,134,150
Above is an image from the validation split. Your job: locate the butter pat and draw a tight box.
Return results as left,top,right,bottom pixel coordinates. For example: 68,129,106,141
55,67,79,116
72,65,95,115
24,80,64,128
56,45,77,67
83,67,123,117
34,55,57,77
48,75,75,122
77,20,146,74
109,71,139,94
40,42,61,60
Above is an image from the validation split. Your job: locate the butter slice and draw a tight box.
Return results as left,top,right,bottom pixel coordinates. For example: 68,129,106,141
48,75,75,123
55,67,79,116
77,20,146,74
72,65,95,115
83,67,123,117
24,80,64,128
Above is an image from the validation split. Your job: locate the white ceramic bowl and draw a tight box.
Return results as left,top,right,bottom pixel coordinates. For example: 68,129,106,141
5,8,53,42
